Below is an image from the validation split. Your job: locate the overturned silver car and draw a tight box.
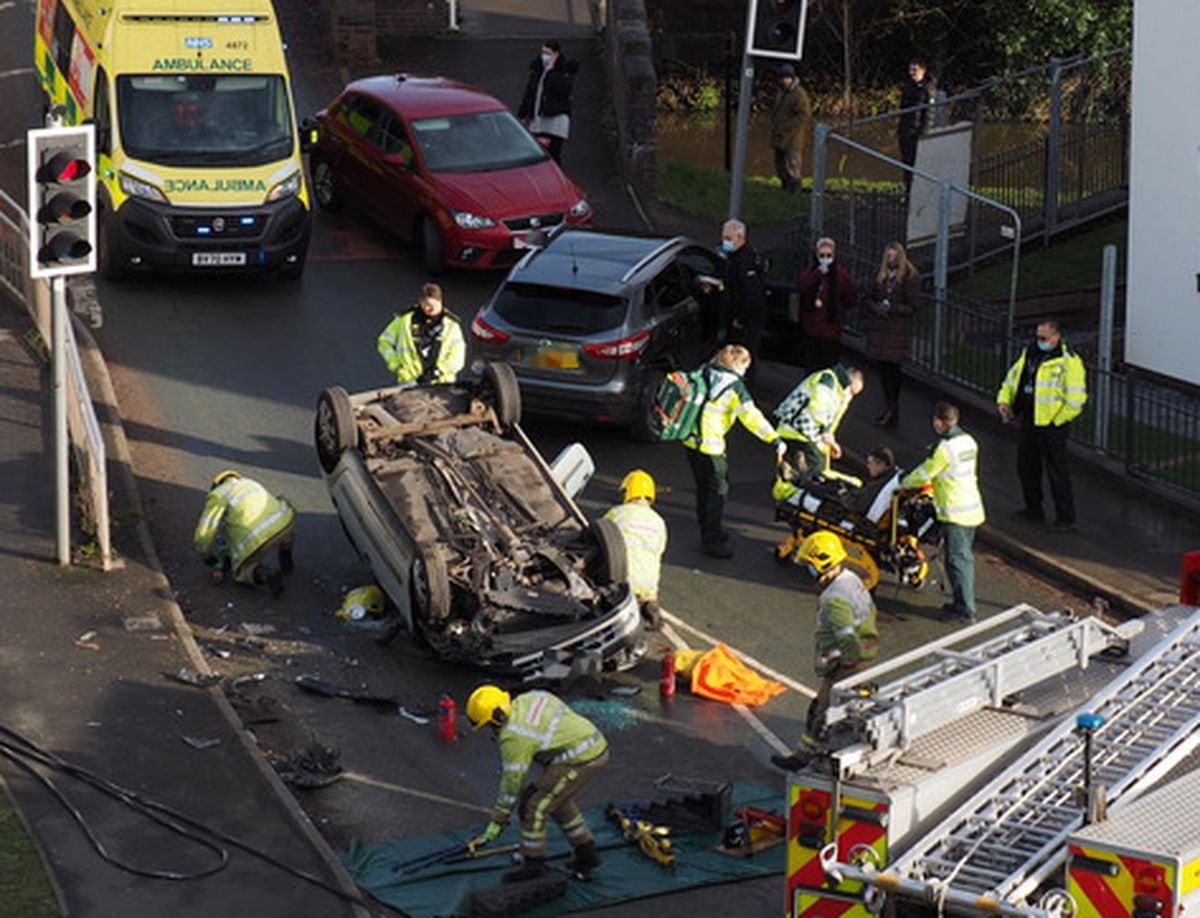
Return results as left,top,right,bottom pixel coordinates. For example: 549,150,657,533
314,363,643,682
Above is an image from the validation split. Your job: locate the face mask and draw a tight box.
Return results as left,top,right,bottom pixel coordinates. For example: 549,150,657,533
541,53,554,68
720,239,736,254
817,254,833,272
1037,340,1054,352
805,563,821,580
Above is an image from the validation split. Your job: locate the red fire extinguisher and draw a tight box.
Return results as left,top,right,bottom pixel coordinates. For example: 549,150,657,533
437,694,458,742
660,650,676,698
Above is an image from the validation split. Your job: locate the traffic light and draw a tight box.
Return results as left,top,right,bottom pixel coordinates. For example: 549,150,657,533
27,125,96,278
746,0,808,61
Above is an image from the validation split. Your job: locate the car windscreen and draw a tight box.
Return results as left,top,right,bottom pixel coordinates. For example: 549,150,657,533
492,283,627,336
117,74,293,167
410,110,547,173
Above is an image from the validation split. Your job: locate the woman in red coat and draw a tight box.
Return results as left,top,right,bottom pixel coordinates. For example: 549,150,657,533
797,237,857,373
865,241,920,427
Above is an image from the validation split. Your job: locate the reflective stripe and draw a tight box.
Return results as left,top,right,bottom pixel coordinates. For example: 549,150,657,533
553,733,602,764
834,626,855,638
502,762,527,772
229,501,292,563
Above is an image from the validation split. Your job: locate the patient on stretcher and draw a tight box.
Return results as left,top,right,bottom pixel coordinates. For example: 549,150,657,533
775,446,899,532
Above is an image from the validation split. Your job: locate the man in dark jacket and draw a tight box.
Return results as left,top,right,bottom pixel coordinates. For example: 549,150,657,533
720,219,767,362
897,57,937,193
518,40,579,165
769,64,811,193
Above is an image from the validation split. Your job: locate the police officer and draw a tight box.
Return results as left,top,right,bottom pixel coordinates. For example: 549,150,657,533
772,531,879,771
466,686,609,881
603,469,667,630
997,319,1087,530
194,470,295,597
775,363,865,478
900,402,985,622
684,344,785,559
377,282,466,385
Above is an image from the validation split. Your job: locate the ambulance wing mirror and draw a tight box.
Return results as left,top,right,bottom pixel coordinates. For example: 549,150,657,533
82,117,110,155
299,117,320,154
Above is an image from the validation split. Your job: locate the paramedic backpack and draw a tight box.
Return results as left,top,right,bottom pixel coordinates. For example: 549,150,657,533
651,368,709,441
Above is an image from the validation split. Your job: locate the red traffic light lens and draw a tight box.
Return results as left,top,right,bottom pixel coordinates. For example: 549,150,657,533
37,151,91,184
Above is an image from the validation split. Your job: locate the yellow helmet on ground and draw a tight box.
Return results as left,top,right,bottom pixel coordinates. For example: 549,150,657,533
211,469,241,489
622,469,656,503
797,531,847,575
466,685,512,730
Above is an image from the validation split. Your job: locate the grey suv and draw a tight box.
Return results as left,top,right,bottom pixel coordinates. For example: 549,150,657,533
470,229,725,439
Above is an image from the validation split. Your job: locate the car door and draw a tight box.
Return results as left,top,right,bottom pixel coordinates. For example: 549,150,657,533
364,112,419,236
326,93,387,220
673,246,727,364
641,262,693,369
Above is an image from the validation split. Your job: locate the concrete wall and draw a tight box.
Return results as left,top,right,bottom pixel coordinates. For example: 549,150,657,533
1126,0,1200,386
605,0,658,195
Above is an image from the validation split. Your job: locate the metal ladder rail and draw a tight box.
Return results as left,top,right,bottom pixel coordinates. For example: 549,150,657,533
827,612,1137,757
899,635,1200,894
884,610,1200,904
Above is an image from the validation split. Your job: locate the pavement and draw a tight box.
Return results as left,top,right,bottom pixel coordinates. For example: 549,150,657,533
1,3,1197,918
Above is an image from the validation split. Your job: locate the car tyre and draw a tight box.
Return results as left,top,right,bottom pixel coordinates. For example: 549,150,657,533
628,368,665,443
315,386,357,474
411,545,451,624
482,361,521,430
420,215,445,274
311,157,342,212
589,517,628,586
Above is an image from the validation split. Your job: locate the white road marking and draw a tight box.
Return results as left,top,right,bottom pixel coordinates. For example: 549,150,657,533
0,68,34,78
341,770,492,815
658,611,793,756
0,138,27,149
661,609,816,698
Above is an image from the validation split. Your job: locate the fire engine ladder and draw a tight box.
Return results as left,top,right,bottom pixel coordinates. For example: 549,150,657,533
822,607,1200,917
823,604,1140,772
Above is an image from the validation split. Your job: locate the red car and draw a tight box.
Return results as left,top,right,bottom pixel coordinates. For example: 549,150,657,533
307,75,593,271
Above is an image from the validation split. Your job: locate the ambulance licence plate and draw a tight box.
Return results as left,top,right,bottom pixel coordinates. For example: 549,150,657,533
192,252,247,267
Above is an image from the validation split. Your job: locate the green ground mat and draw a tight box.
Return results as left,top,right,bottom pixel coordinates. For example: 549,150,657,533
340,782,785,917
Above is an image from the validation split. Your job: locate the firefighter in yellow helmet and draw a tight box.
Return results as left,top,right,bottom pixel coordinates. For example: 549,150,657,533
772,531,879,771
602,469,667,630
466,685,609,881
193,470,295,597
377,282,466,385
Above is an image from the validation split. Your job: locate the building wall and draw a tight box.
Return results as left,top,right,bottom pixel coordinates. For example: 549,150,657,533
1126,0,1200,386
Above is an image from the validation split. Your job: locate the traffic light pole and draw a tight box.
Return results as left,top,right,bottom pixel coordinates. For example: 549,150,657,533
727,54,755,222
52,274,69,566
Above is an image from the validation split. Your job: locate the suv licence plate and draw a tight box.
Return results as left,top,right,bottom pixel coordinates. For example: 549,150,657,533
529,348,579,369
192,252,247,267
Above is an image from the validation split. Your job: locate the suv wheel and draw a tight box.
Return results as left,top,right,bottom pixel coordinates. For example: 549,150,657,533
482,361,521,430
412,546,451,624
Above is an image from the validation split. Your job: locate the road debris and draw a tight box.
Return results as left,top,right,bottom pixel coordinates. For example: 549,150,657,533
74,630,100,651
122,612,162,632
164,668,223,688
240,622,277,637
181,735,222,750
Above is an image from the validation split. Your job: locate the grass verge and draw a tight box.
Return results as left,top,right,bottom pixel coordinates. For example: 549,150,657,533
0,789,59,917
657,158,809,226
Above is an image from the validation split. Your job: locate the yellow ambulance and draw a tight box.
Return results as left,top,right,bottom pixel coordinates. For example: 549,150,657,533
34,0,311,279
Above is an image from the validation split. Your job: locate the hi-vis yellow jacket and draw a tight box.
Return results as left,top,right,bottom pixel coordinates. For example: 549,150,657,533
900,427,985,526
684,365,779,456
492,692,607,823
997,345,1088,427
603,501,667,601
194,477,295,574
377,309,466,384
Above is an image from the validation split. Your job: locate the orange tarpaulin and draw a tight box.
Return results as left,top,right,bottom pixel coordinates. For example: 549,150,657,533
688,643,786,707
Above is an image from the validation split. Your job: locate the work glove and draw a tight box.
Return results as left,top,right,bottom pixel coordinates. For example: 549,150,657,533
815,649,843,676
468,821,503,853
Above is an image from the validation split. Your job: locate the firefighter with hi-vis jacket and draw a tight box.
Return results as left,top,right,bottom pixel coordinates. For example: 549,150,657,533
603,469,667,630
194,470,295,598
377,282,466,385
466,686,609,882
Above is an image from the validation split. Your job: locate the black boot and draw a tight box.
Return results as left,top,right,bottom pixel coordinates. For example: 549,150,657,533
279,545,295,576
566,841,601,876
253,565,284,598
503,856,547,883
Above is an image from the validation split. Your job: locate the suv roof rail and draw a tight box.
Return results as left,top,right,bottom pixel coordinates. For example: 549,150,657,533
619,236,686,284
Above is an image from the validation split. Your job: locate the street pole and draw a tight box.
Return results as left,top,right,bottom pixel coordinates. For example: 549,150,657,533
1095,244,1117,451
52,274,69,566
727,54,756,221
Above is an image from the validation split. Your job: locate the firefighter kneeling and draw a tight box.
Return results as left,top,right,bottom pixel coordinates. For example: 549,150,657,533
772,531,879,771
194,470,296,597
467,686,610,881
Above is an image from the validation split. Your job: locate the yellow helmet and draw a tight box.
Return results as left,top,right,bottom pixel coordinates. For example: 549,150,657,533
211,469,241,489
621,469,656,503
797,531,847,575
466,685,512,730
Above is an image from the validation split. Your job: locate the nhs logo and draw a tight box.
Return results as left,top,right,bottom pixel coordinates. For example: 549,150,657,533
185,37,214,49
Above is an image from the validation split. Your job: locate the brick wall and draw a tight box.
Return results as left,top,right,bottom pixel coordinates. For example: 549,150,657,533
333,0,449,68
376,0,448,36
605,0,658,195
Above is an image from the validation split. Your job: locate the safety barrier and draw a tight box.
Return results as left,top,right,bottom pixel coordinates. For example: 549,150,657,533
0,187,112,569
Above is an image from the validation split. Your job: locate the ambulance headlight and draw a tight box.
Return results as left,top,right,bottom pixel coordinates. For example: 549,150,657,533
119,172,169,204
266,171,301,203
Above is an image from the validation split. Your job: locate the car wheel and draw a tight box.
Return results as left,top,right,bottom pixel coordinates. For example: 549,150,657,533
482,361,521,430
411,546,451,624
311,157,342,212
588,517,628,586
314,386,356,474
97,208,127,282
420,215,445,274
628,368,665,443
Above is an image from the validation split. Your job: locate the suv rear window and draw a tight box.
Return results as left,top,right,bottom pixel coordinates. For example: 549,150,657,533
491,283,628,335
